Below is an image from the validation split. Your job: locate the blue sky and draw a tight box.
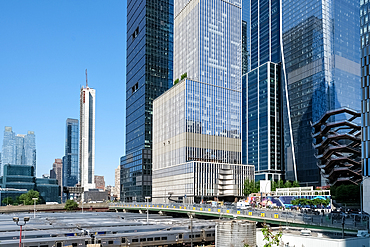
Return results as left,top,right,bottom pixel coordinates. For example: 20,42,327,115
0,1,127,185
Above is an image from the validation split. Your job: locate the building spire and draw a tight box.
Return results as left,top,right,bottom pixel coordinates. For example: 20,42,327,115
85,69,88,87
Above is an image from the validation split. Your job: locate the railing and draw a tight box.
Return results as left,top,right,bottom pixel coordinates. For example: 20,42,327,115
110,202,369,231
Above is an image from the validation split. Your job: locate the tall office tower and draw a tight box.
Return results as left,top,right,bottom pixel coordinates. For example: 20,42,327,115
63,118,79,188
121,0,174,202
2,127,36,171
361,0,370,214
242,0,251,74
242,0,283,181
152,0,254,203
250,0,280,69
80,84,96,191
0,152,2,176
282,0,361,185
243,62,283,181
2,127,15,166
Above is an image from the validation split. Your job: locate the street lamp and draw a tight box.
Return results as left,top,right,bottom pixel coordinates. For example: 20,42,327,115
145,196,151,224
187,212,195,247
32,198,38,218
13,216,30,247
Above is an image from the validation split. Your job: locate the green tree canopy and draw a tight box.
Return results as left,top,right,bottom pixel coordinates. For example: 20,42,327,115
2,197,14,206
64,199,78,211
17,190,39,205
292,180,300,187
243,179,260,196
284,180,292,188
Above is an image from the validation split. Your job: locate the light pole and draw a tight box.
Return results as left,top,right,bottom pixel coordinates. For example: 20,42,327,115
13,217,30,247
145,196,151,224
32,198,37,218
187,212,194,247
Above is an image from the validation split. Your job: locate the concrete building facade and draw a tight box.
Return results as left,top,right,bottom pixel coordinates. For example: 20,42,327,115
79,84,96,191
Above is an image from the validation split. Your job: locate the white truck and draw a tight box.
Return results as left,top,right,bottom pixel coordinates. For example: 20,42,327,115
236,200,250,209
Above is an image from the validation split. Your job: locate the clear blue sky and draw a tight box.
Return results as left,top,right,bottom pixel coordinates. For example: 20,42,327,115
0,1,127,185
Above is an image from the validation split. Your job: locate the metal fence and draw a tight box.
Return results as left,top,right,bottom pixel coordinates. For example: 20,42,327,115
110,202,369,231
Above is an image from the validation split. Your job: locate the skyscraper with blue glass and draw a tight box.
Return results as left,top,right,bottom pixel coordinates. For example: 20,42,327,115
121,0,174,202
242,0,283,181
360,0,370,214
63,118,79,189
1,127,36,172
282,0,361,185
152,0,254,203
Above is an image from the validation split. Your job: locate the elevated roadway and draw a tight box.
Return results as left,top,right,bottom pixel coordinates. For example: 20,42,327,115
110,203,368,233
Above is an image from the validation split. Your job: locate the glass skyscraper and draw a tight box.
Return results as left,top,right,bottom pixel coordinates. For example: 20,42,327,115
242,0,283,181
282,0,361,185
361,0,370,213
63,118,79,188
2,127,15,166
121,0,174,202
152,0,254,204
1,127,36,171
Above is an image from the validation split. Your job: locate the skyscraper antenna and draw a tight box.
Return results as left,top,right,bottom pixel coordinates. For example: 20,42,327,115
85,69,88,87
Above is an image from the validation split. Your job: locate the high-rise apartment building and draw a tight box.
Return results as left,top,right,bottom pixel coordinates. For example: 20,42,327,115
121,0,174,202
24,131,36,169
50,158,63,186
361,0,370,213
2,127,15,166
2,127,36,171
282,0,361,185
80,84,96,191
114,165,120,200
94,175,105,190
152,0,254,203
63,118,79,188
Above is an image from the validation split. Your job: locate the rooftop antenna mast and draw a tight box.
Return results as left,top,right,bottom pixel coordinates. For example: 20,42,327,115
85,69,88,87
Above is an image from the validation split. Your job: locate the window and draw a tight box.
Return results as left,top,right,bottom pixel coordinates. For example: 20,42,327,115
108,240,114,244
179,234,183,239
132,82,139,94
132,239,139,242
154,237,161,241
140,238,146,242
121,238,126,243
195,234,201,238
132,27,139,40
147,238,153,241
161,237,167,240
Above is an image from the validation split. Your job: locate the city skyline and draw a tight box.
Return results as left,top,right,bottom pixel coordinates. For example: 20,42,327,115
0,1,127,185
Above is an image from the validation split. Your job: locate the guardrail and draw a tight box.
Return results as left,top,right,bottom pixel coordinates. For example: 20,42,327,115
110,202,369,231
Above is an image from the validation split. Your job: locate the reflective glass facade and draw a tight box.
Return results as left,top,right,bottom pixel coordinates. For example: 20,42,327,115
0,164,60,203
250,0,280,70
242,0,283,181
174,0,242,91
122,0,174,202
1,127,36,171
24,131,36,170
282,0,361,185
152,0,250,203
63,118,79,188
243,62,282,181
2,127,15,167
362,0,370,177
